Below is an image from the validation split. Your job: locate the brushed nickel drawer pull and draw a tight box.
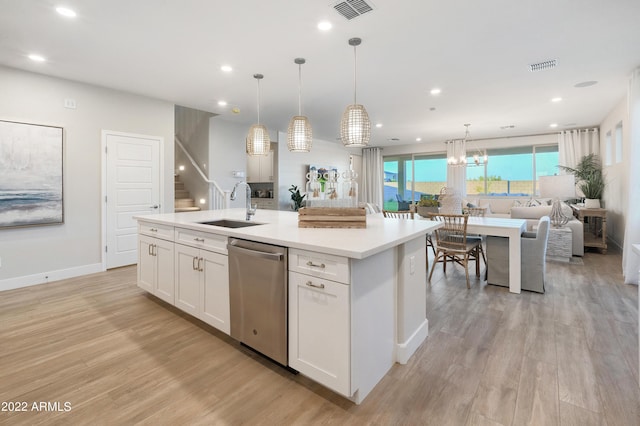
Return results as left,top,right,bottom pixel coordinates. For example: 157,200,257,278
306,261,326,268
305,281,325,289
194,237,205,242
192,256,198,270
149,228,158,232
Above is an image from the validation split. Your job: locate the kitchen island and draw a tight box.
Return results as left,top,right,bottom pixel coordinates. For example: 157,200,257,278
135,208,441,404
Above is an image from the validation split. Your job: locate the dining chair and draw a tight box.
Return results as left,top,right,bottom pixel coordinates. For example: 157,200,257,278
464,207,487,269
382,210,414,219
427,213,485,288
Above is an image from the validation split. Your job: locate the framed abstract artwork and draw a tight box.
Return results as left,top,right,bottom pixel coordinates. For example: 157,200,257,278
0,120,64,229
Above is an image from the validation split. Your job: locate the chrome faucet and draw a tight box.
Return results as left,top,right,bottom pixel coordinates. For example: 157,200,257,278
230,181,256,221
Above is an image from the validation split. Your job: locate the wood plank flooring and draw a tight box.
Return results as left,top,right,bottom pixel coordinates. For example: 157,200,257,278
0,249,638,425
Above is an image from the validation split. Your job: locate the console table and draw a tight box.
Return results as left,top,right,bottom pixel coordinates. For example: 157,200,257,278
571,205,607,254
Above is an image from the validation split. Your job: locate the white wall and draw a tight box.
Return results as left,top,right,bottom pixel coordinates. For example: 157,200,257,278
209,118,252,208
0,66,174,290
599,97,628,249
276,131,362,210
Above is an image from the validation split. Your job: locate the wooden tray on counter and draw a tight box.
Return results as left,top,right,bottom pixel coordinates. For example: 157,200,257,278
298,207,366,228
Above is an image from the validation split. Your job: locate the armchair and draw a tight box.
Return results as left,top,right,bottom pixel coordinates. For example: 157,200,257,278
486,216,550,293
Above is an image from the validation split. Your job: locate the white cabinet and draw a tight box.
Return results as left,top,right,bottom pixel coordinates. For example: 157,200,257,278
247,149,274,182
289,271,350,396
174,235,230,334
253,198,276,210
288,249,351,397
138,232,175,304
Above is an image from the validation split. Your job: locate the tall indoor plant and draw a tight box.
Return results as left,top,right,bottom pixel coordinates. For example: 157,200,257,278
560,153,605,208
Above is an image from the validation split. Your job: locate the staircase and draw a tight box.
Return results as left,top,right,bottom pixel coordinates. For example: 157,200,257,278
174,174,201,212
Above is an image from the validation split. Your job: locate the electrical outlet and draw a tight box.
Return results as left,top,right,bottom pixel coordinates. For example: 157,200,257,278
64,98,77,109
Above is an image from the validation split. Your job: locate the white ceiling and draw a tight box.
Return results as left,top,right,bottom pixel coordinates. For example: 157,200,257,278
2,0,639,147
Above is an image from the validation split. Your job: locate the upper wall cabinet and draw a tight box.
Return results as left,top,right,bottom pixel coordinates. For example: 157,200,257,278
247,144,276,182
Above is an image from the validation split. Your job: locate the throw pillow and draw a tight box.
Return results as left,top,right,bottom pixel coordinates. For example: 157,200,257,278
466,202,477,208
513,200,523,207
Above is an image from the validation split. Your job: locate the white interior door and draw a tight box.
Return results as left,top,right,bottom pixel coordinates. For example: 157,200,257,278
105,131,162,269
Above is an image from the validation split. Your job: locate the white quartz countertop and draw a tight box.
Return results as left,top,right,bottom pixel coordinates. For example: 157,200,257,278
135,208,441,259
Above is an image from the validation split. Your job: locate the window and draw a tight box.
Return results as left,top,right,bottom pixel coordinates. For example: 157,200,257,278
615,122,623,163
605,130,612,166
466,145,558,196
383,153,447,211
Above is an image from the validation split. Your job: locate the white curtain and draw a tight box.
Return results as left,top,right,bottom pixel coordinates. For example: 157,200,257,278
623,68,640,285
558,128,600,169
362,147,384,209
446,165,467,198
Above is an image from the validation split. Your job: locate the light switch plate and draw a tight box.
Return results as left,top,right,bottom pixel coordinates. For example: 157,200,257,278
64,98,77,109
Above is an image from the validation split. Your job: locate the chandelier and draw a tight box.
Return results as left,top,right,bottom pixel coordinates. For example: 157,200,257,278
340,37,371,147
246,74,270,156
446,124,488,167
287,58,312,152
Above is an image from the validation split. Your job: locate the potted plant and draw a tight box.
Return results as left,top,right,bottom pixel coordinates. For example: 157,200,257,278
560,153,605,208
288,185,306,211
416,194,439,217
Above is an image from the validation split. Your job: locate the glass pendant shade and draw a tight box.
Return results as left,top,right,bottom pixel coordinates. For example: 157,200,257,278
340,104,371,147
246,124,270,156
287,115,312,152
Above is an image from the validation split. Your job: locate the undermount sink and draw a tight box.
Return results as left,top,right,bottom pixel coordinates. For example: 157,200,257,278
198,219,263,229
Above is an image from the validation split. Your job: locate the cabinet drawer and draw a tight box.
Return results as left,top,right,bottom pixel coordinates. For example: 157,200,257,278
289,249,350,284
175,227,227,254
139,222,174,241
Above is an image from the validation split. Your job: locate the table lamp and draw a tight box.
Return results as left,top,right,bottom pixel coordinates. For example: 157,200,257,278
539,174,575,227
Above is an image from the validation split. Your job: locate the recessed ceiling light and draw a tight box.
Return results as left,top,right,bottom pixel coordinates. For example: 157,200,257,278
574,80,598,88
429,107,436,111
317,21,332,31
430,88,441,95
220,65,233,72
55,6,76,18
551,97,562,102
416,137,422,142
375,123,383,128
549,123,558,128
218,100,228,106
28,54,46,62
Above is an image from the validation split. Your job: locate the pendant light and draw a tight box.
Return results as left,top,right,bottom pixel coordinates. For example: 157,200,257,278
287,58,312,152
246,73,270,156
340,37,371,147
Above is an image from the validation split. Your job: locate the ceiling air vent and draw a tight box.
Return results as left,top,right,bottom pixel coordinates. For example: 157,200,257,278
529,59,557,72
333,0,374,20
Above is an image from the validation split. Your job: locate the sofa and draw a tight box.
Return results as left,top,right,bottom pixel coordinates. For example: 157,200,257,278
465,197,584,257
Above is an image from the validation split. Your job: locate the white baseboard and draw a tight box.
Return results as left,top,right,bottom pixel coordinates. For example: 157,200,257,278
395,318,429,364
0,263,104,292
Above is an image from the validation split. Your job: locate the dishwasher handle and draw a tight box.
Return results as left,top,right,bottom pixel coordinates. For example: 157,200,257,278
227,243,284,261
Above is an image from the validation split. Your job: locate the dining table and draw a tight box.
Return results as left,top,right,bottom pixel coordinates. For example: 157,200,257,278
419,215,527,293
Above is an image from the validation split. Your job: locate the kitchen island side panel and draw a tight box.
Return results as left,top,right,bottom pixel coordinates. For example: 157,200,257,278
351,247,396,404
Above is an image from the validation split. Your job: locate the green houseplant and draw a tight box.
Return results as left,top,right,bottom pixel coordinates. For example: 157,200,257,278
559,153,605,207
416,194,439,217
288,185,306,211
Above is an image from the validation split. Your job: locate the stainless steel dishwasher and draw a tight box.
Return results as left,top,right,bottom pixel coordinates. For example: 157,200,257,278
228,238,288,366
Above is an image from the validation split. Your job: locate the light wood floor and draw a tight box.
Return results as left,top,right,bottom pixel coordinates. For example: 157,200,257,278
0,250,638,425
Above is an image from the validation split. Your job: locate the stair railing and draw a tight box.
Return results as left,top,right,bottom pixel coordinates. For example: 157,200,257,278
175,136,230,210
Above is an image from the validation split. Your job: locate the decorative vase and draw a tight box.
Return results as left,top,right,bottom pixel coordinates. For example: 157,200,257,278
584,198,600,208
